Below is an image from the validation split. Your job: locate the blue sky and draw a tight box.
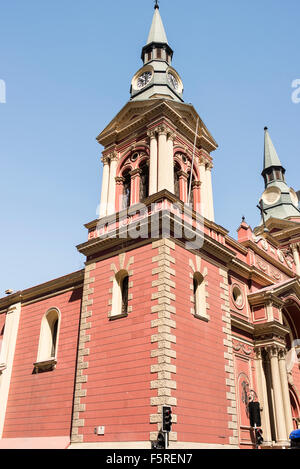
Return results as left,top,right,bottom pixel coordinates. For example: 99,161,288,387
0,0,299,294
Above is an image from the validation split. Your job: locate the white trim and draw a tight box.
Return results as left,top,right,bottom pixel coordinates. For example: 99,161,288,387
0,302,21,438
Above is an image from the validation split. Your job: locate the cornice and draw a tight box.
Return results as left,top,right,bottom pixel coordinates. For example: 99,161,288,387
78,191,236,263
253,321,290,344
248,290,286,308
240,239,295,278
0,270,84,312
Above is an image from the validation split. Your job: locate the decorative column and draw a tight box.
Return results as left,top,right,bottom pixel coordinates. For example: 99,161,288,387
115,176,125,212
254,347,272,445
99,155,110,218
199,159,207,218
148,129,158,196
166,132,175,194
157,125,174,194
0,302,22,438
278,348,294,439
291,243,300,276
107,152,118,216
205,162,215,222
192,181,201,213
267,345,288,444
130,168,142,206
177,171,188,203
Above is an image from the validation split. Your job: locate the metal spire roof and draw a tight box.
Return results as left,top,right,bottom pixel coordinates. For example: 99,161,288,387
147,4,168,45
263,126,283,171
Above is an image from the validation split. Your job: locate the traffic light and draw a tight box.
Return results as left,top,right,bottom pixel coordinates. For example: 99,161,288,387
162,406,172,432
255,428,264,446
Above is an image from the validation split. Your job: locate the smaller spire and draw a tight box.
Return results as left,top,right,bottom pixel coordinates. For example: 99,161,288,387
147,2,168,45
263,126,282,172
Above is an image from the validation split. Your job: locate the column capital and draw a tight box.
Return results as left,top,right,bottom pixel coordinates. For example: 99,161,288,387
147,129,157,139
199,156,207,167
192,180,201,188
167,132,176,142
266,344,282,359
101,155,110,165
115,176,125,185
254,346,263,360
109,151,119,162
157,124,169,136
278,347,287,360
177,170,188,180
130,168,142,178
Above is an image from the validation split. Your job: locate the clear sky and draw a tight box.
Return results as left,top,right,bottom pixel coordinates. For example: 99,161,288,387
0,0,300,294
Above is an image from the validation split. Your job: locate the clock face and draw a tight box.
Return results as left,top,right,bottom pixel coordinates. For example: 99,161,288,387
167,72,179,90
137,71,152,89
261,187,281,206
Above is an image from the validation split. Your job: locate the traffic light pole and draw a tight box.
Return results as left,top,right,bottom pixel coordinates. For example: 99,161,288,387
164,431,169,449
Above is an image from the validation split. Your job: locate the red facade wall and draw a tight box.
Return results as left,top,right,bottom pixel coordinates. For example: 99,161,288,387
78,244,156,443
3,287,82,439
173,244,231,445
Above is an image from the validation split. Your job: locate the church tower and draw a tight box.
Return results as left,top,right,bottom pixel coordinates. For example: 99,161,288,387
2,3,300,451
71,4,240,449
97,3,218,222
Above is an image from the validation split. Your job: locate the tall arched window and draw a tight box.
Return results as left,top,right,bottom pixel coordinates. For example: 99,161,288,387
187,171,195,208
111,270,129,319
139,161,149,202
122,170,131,209
35,308,60,372
174,162,181,199
193,272,207,319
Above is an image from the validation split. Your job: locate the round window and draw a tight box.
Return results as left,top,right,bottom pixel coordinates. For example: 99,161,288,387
232,285,244,309
131,152,139,162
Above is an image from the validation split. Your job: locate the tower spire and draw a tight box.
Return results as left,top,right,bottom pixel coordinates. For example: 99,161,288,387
130,2,184,102
147,2,168,45
258,127,300,224
263,126,283,173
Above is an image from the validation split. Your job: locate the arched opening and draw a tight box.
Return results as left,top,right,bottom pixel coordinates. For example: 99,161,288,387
122,169,131,209
187,171,195,208
193,272,206,318
290,387,300,430
174,162,181,199
111,270,129,319
139,161,149,202
37,308,60,363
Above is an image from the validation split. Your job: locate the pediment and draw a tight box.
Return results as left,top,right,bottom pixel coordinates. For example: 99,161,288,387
96,99,218,152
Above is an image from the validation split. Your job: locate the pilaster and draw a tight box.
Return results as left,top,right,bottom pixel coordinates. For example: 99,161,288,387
0,302,21,439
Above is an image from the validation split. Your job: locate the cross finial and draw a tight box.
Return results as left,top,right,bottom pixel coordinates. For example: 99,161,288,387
154,0,159,9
